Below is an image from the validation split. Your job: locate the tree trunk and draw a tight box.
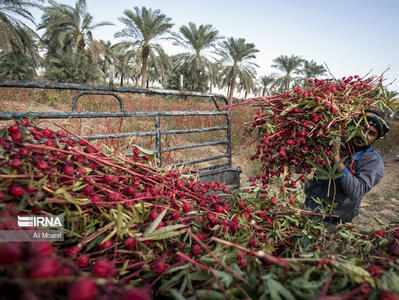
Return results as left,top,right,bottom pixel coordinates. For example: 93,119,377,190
244,90,248,100
179,74,184,90
103,61,109,84
228,66,236,104
77,34,85,54
134,74,139,87
285,76,290,91
228,79,235,104
120,73,124,87
141,45,150,88
109,64,114,86
228,76,236,104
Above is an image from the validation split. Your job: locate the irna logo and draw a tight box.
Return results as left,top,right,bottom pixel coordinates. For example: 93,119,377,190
17,215,63,228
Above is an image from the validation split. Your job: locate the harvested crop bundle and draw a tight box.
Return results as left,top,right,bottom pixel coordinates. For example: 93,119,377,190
230,75,395,192
0,120,398,299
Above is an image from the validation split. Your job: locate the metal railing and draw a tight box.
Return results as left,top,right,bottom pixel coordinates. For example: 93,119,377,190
0,80,240,186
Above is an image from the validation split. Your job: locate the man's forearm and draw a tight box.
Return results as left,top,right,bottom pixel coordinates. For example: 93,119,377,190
333,153,346,173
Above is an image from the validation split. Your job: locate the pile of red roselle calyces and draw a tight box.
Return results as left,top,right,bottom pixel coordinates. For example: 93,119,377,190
1,121,398,299
229,75,392,195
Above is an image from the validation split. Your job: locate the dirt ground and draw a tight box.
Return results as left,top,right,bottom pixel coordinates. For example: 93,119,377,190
351,153,399,231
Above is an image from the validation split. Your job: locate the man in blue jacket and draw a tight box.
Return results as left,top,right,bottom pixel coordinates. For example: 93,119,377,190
304,110,390,224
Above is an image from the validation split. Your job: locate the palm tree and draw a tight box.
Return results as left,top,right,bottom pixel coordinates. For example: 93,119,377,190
208,60,223,93
259,74,277,96
38,0,113,54
0,0,42,55
381,89,399,120
0,50,36,80
172,22,222,91
115,7,174,88
271,55,303,91
97,40,115,84
149,50,173,88
301,59,326,80
218,37,259,104
44,47,101,83
0,25,41,80
111,43,137,87
238,69,257,100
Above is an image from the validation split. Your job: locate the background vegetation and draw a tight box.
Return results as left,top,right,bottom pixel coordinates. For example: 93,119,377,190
0,0,331,102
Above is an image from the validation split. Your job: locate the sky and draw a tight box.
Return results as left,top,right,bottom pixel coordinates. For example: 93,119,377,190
30,0,399,92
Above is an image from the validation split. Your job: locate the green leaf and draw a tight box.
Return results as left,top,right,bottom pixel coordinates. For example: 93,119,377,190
120,218,139,236
101,227,117,244
307,161,329,176
85,234,105,252
144,209,168,236
166,264,191,275
320,148,332,172
358,130,367,145
339,231,351,239
53,186,76,203
146,224,186,236
373,217,385,226
190,271,211,281
267,278,296,300
140,224,186,241
134,145,155,156
179,277,187,295
281,103,300,116
196,290,225,300
213,270,233,288
332,155,349,173
285,216,299,227
334,274,349,290
169,289,186,300
186,272,193,291
317,174,334,180
116,206,124,234
331,261,375,288
140,230,185,241
262,245,277,254
119,260,130,276
159,270,187,291
345,128,358,143
377,271,399,293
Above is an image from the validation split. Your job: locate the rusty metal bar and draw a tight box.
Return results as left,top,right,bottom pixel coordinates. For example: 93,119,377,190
72,91,125,112
162,140,228,153
154,115,162,166
197,163,231,171
73,128,227,141
168,154,229,168
0,80,229,109
226,113,232,167
160,126,228,135
78,131,156,140
0,111,227,120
